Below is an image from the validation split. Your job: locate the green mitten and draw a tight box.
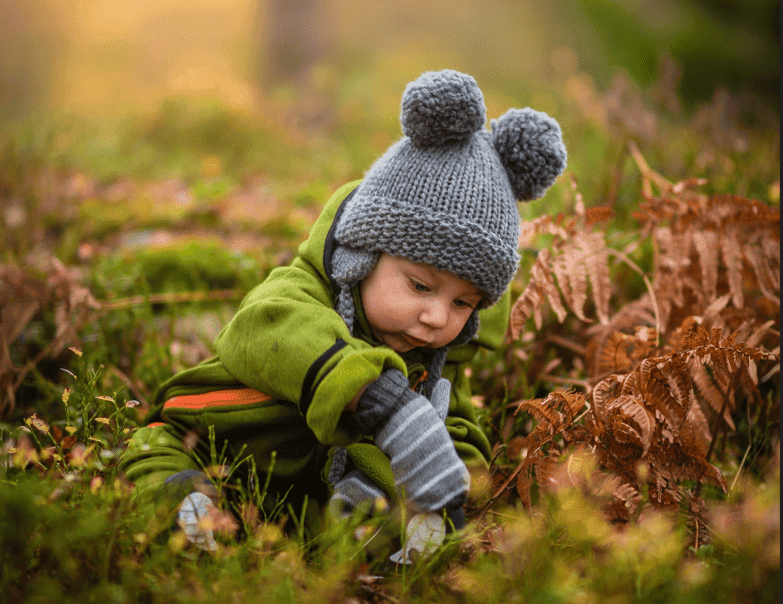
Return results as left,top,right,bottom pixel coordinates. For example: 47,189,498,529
328,469,389,520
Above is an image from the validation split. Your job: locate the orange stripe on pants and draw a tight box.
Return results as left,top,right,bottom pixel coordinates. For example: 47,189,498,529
162,388,272,411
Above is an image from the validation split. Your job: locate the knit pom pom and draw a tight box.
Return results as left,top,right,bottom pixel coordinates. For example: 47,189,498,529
491,108,567,201
400,70,486,147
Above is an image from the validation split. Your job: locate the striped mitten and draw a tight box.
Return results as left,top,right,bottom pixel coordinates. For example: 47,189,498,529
353,369,469,513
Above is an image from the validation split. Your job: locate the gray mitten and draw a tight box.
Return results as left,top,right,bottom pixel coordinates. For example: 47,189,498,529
354,370,469,513
329,469,389,519
429,377,451,421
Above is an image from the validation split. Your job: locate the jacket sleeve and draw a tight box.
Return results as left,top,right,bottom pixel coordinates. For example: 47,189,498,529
213,256,407,448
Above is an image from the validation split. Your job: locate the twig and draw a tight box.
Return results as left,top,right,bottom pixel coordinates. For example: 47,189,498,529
628,140,673,194
606,138,629,209
695,367,743,498
12,337,71,393
476,460,526,520
7,289,243,409
539,374,591,391
588,369,617,385
705,368,743,465
728,442,752,494
573,402,593,424
105,364,149,409
95,289,243,314
545,334,586,356
604,247,662,347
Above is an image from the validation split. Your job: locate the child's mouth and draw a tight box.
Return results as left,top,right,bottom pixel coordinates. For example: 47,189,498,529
404,334,430,348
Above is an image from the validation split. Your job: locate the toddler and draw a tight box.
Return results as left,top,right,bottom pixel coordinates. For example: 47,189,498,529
120,69,566,559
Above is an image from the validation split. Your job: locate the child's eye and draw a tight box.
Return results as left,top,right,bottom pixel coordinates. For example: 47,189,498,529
411,280,430,292
454,299,475,309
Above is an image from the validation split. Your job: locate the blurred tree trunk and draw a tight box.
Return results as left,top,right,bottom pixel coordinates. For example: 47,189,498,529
0,0,62,116
253,0,335,91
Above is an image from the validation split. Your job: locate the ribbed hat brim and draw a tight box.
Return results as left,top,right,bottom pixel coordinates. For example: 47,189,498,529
335,194,520,305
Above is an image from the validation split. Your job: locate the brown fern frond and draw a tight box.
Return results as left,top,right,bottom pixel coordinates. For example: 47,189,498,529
534,451,560,494
606,394,654,456
548,388,587,426
514,397,562,431
585,205,614,226
532,249,568,323
592,374,624,421
509,280,544,339
743,242,781,305
597,332,634,374
516,465,534,508
641,361,690,428
580,231,611,324
688,355,736,430
555,242,589,321
720,234,745,309
505,154,777,530
692,230,719,300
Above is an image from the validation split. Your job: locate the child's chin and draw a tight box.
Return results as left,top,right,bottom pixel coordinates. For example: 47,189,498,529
386,336,417,353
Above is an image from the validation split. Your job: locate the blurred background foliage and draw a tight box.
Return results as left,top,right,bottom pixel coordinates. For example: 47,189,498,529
0,0,778,198
1,0,779,114
0,0,779,419
0,0,779,408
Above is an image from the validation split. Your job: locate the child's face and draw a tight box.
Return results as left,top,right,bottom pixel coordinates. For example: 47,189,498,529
359,254,483,353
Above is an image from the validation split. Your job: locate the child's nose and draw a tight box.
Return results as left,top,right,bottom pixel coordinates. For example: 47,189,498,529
420,299,449,329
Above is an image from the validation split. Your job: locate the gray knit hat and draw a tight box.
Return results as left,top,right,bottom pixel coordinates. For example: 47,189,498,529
334,69,566,308
331,70,566,386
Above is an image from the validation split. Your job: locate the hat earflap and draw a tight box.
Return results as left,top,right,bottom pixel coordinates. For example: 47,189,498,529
331,245,379,335
491,108,567,201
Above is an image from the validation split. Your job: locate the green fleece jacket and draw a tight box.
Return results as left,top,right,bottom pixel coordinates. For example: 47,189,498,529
120,181,508,508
